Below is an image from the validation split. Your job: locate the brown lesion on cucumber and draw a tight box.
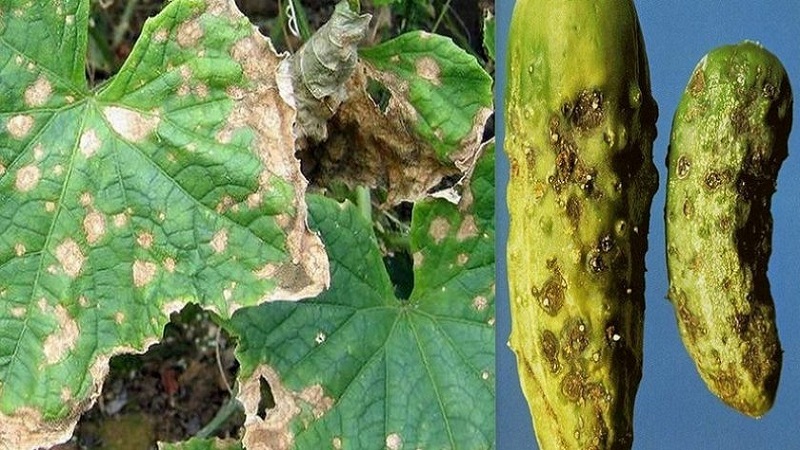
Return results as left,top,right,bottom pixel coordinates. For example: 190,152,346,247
563,89,604,131
532,259,566,316
688,68,705,97
676,155,692,179
703,170,729,190
561,319,589,361
547,115,600,197
560,370,585,402
670,288,707,342
566,195,582,229
541,330,561,374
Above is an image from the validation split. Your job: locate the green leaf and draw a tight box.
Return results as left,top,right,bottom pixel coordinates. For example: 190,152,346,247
360,31,493,162
159,437,243,450
0,0,328,447
228,141,495,449
483,10,495,62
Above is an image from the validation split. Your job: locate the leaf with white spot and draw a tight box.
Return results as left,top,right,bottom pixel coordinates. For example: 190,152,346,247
227,141,495,449
303,31,493,204
0,1,328,448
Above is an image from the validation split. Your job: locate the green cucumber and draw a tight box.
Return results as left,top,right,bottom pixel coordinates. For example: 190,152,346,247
666,42,792,417
505,1,658,448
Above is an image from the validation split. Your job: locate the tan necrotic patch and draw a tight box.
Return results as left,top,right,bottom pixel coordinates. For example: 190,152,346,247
177,20,204,48
83,211,106,245
416,56,441,86
132,260,157,288
137,232,154,249
102,106,160,142
456,215,478,241
15,164,40,192
473,295,488,311
386,433,402,450
429,216,450,244
14,243,26,256
24,76,53,107
7,114,34,139
238,364,334,450
55,239,85,278
210,229,229,253
43,305,79,365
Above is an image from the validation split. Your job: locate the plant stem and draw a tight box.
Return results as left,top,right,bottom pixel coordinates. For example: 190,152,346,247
112,0,139,47
431,0,453,34
195,394,243,439
355,186,372,223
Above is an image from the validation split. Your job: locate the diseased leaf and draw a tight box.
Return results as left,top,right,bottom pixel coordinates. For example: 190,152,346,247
228,141,495,449
0,1,328,447
287,1,371,144
159,437,244,450
301,31,493,204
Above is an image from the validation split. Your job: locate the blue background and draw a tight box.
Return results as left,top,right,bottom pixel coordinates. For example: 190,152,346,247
495,1,800,449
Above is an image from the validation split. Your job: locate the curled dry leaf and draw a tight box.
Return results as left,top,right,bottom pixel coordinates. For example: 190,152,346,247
297,31,493,204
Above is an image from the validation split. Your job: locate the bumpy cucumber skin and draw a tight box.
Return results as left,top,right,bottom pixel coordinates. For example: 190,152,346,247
505,1,658,448
666,42,792,417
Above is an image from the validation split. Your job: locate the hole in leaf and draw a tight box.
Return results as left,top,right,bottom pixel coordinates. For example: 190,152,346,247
71,304,243,447
384,249,414,301
366,77,392,113
257,376,276,420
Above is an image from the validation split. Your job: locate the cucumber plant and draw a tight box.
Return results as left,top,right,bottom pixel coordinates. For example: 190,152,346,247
505,1,658,448
0,0,494,448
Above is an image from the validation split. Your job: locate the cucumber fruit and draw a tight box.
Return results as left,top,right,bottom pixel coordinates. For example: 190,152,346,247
505,1,658,448
666,42,792,417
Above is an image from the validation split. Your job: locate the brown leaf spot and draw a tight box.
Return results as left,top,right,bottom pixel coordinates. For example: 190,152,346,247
456,215,478,241
83,211,106,245
24,76,52,107
102,106,159,142
429,217,450,244
132,260,157,288
15,164,41,192
7,114,34,139
416,56,441,86
60,388,72,402
210,229,229,253
386,433,402,450
253,263,277,280
0,407,76,449
216,195,235,214
43,305,79,364
79,129,102,158
176,20,203,48
55,239,85,278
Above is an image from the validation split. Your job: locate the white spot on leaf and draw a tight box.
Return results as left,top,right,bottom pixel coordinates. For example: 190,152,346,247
386,433,402,450
42,305,79,364
416,56,441,86
55,239,84,278
136,232,154,249
14,243,26,256
472,295,488,311
210,229,229,253
177,20,203,48
15,164,40,192
7,114,34,139
102,106,159,142
429,216,450,244
24,76,52,107
79,129,102,158
132,260,157,288
83,211,106,245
